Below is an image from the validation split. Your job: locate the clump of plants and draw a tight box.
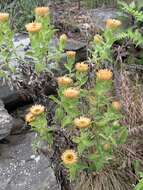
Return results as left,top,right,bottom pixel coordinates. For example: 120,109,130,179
25,15,130,190
25,7,67,74
0,12,15,86
0,7,67,93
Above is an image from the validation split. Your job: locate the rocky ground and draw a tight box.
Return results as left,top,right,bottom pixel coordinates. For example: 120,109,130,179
0,132,60,190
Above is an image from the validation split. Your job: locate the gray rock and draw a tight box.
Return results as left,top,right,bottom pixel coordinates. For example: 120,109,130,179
0,132,60,190
78,8,131,33
0,84,31,111
88,8,121,30
10,118,25,135
35,175,61,190
65,39,87,62
0,100,13,140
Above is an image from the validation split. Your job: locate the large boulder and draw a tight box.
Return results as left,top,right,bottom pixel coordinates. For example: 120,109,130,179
0,100,13,140
0,132,61,190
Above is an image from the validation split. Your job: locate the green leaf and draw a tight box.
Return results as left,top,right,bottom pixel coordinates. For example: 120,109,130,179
73,132,93,155
62,115,72,128
134,179,143,190
116,127,128,145
49,95,61,105
95,81,112,96
88,153,106,171
30,113,47,129
35,63,45,73
66,164,78,181
55,107,64,122
0,70,7,78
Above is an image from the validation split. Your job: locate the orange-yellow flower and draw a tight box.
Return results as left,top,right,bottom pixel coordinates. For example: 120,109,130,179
57,76,73,86
0,13,9,22
60,34,68,43
64,88,80,99
75,62,88,72
30,105,45,116
96,69,113,81
66,51,76,59
25,23,42,33
112,101,121,111
94,34,103,43
106,19,122,30
35,7,49,17
61,149,77,165
74,117,91,129
25,112,35,123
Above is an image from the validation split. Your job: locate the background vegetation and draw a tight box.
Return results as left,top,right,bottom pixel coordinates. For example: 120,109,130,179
0,0,48,31
0,0,138,32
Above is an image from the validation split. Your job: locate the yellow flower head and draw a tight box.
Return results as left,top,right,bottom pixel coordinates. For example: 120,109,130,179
30,105,45,116
96,69,113,81
57,76,73,87
25,22,42,33
0,13,9,22
106,19,122,30
25,112,35,123
94,34,103,43
35,7,49,17
74,117,91,129
75,62,88,72
60,34,68,43
64,88,80,99
66,51,76,59
112,101,121,111
61,149,77,165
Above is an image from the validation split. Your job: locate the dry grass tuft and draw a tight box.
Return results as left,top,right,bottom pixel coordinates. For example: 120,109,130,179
114,70,143,129
74,169,135,190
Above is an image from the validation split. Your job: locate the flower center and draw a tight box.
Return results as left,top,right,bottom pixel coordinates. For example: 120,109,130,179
67,155,73,161
35,108,40,112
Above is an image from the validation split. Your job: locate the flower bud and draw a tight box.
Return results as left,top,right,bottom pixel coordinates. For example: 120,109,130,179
64,88,80,99
74,117,91,129
25,23,42,33
94,34,103,43
35,7,49,17
0,13,9,22
96,69,113,81
112,101,121,111
106,19,122,30
57,76,73,86
75,62,88,72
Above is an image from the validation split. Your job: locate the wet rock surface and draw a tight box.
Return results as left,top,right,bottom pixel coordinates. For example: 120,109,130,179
0,100,13,140
0,132,60,190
